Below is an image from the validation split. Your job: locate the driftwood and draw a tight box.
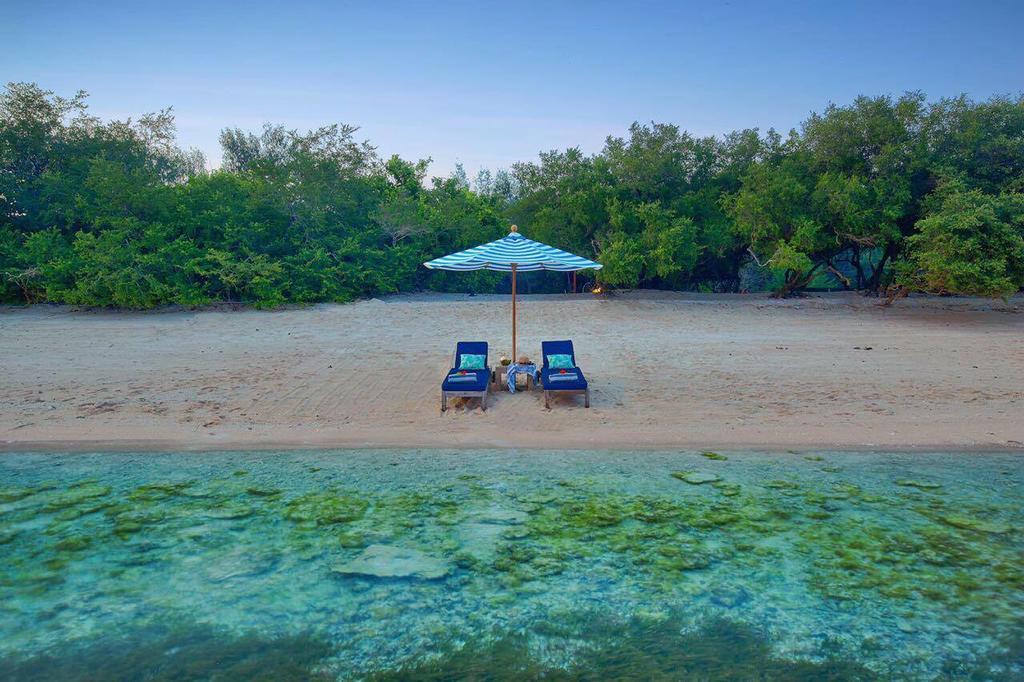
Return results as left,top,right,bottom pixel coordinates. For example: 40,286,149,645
879,284,909,306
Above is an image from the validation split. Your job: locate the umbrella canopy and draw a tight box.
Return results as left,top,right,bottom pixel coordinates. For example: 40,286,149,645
424,226,601,360
423,227,602,272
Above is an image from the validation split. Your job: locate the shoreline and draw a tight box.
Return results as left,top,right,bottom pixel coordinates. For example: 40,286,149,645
3,438,1023,455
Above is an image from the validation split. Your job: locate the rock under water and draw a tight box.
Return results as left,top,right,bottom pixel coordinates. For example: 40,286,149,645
332,544,452,580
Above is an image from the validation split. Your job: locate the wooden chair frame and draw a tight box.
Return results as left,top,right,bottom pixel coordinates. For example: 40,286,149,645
543,385,590,409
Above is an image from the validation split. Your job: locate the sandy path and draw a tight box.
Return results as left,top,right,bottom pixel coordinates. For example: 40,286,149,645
1,292,1022,452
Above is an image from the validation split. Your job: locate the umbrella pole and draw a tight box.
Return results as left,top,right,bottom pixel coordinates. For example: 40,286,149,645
511,264,517,361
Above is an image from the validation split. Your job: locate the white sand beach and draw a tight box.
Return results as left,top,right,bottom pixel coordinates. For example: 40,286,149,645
1,292,1022,453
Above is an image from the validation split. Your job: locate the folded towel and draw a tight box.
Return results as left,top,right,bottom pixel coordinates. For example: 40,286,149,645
447,374,479,383
505,363,538,393
547,373,579,383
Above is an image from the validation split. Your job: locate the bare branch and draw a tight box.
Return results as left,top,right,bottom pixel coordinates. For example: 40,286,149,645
746,247,775,268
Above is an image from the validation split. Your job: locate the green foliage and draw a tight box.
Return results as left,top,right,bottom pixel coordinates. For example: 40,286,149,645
1,82,1022,306
595,233,645,286
897,184,1024,297
511,122,759,291
728,95,938,295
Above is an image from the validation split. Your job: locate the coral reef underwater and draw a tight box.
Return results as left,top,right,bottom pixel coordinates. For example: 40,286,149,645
0,449,1021,680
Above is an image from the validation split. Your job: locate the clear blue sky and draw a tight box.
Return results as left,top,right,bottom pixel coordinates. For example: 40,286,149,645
3,0,1022,179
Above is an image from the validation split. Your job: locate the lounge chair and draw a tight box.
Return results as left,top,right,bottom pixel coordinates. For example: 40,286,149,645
540,340,590,408
441,341,491,412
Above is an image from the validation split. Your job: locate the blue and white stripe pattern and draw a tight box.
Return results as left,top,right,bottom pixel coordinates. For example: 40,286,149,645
505,363,539,393
424,228,602,272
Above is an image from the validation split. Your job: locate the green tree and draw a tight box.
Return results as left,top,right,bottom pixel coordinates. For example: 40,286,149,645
727,147,835,296
2,82,1021,306
898,184,1024,298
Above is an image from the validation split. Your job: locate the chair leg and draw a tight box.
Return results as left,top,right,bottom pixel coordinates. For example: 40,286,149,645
585,388,590,408
544,391,550,409
481,391,487,411
441,393,447,412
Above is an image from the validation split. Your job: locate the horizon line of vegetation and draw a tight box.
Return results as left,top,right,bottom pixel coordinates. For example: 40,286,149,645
1,82,1022,308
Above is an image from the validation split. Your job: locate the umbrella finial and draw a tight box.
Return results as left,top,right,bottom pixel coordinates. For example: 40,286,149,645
510,224,518,233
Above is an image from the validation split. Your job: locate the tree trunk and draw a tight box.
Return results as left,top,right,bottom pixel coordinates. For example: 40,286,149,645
851,246,865,290
826,261,852,290
772,263,822,298
865,243,895,295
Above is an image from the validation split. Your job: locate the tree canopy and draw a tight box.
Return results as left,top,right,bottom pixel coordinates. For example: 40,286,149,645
1,83,1021,307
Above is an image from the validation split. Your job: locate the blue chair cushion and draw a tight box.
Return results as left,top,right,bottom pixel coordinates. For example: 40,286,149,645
542,366,587,390
443,369,489,391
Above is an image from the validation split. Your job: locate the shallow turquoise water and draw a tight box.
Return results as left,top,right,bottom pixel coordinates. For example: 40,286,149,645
0,449,1021,680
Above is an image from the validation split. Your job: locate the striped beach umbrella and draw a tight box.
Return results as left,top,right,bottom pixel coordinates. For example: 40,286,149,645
424,226,601,360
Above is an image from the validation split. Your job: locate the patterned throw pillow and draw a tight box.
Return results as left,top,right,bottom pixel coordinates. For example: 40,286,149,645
547,353,575,369
459,354,486,370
